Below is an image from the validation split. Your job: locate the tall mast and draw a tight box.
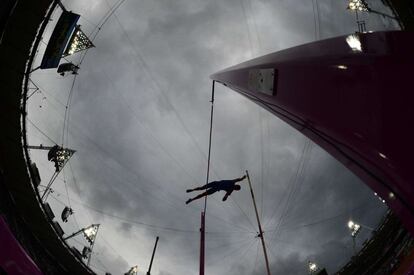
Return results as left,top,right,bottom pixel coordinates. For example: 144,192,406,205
199,212,205,275
200,80,215,275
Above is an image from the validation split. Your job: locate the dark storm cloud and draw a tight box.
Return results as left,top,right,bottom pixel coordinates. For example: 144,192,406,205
27,0,395,274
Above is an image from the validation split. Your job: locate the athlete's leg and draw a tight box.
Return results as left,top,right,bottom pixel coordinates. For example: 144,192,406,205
186,191,209,204
186,181,217,193
186,185,207,193
186,188,217,204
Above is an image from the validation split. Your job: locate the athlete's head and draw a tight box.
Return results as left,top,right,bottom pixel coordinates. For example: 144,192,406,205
234,184,241,191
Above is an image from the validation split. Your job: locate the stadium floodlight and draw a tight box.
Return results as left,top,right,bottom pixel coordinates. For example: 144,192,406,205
348,220,362,255
308,261,319,274
347,0,369,12
348,220,361,237
83,224,99,245
64,224,100,243
63,224,100,266
346,0,369,32
26,144,76,201
64,26,94,56
124,266,138,275
346,0,401,30
47,145,75,172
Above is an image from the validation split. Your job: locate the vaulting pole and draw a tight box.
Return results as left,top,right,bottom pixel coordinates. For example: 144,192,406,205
246,170,271,275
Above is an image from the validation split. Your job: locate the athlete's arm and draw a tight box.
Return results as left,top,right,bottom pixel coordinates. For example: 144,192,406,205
235,175,247,182
222,190,233,201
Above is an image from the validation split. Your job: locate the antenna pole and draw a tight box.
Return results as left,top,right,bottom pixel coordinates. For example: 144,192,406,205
147,236,159,275
246,170,271,275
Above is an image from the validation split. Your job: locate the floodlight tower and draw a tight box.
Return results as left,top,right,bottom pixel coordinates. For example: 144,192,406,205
64,224,100,266
26,144,76,201
125,266,138,275
347,0,369,32
308,261,320,274
347,0,402,31
348,220,361,254
26,144,75,172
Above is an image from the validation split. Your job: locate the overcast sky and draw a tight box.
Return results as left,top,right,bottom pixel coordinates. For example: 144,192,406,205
27,0,398,274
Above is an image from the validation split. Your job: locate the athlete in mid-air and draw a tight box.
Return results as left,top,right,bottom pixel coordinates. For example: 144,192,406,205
185,175,247,204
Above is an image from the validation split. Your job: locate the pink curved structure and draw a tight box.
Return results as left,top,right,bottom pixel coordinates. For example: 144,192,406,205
0,216,43,275
211,31,414,234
